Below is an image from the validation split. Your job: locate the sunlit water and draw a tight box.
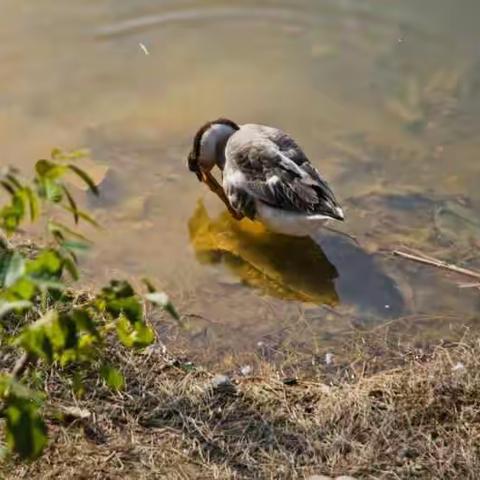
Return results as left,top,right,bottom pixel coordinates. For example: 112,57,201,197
2,0,480,364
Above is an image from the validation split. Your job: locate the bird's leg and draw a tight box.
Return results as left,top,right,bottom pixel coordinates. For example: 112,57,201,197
201,170,244,220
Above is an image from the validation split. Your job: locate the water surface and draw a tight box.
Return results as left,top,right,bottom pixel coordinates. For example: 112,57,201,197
2,0,480,363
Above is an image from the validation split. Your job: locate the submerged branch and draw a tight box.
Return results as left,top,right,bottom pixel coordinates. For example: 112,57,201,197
393,249,480,281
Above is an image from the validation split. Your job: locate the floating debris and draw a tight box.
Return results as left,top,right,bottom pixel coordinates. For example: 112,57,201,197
139,42,150,55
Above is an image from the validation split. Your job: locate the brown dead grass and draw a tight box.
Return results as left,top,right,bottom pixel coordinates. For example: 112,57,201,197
2,332,480,480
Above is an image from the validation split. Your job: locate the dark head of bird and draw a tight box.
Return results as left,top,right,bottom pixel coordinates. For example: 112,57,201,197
187,118,239,180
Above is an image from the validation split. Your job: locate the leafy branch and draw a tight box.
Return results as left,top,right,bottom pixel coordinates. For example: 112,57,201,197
0,150,178,460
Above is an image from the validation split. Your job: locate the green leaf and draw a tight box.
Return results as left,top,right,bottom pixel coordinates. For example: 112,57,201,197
133,321,155,346
72,309,98,338
48,221,91,245
0,250,12,286
8,277,37,300
51,314,77,351
18,311,57,362
24,187,40,222
0,300,33,319
62,206,100,228
1,379,47,460
4,252,26,288
61,185,79,224
67,165,99,196
50,148,62,159
62,256,79,281
100,365,124,391
46,179,63,203
141,277,157,293
101,280,135,299
28,278,65,293
0,179,15,195
116,316,154,348
145,292,180,321
107,297,143,324
35,160,66,180
61,240,91,253
27,249,63,279
0,193,26,234
5,174,22,190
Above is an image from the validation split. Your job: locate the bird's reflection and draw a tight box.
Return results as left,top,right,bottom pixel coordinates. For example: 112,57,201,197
188,201,339,305
188,201,405,318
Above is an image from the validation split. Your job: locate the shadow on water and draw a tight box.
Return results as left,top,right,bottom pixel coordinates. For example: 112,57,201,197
188,201,404,319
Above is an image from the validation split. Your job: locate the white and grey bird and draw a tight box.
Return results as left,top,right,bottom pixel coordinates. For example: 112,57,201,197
187,118,344,237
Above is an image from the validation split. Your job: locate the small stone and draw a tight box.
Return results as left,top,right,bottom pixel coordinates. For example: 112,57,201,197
325,352,334,365
452,362,465,372
335,476,357,480
307,476,332,480
240,365,252,376
211,375,236,393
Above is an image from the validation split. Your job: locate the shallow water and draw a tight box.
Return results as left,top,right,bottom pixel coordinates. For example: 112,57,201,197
2,0,480,363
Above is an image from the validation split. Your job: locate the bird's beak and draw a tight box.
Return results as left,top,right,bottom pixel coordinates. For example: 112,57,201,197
187,153,204,182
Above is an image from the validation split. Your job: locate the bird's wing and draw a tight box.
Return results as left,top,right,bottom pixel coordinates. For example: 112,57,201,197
224,126,343,220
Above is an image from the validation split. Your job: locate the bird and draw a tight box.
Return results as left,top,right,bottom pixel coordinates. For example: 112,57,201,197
187,118,344,237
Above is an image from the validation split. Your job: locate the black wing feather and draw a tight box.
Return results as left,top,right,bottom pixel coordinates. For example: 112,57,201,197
229,144,342,218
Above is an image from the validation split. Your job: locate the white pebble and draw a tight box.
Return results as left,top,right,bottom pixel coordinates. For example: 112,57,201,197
240,365,252,376
452,362,465,372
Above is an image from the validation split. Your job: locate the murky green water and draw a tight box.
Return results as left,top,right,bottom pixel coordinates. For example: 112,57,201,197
2,0,480,363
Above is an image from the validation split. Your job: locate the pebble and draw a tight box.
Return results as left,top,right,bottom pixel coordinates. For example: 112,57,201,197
240,365,252,376
211,374,236,393
452,362,465,372
325,352,334,365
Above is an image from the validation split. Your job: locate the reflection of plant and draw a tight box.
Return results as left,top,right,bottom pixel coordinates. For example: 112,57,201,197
0,150,178,460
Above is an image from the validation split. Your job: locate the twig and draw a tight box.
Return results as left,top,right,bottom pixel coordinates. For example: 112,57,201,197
393,250,480,281
458,282,480,290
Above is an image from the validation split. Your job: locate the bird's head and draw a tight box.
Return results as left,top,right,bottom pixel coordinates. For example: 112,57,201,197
187,118,239,180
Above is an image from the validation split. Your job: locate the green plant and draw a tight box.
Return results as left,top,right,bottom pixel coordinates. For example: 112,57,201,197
0,150,178,460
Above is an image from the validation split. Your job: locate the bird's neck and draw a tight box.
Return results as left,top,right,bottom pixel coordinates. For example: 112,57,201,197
200,123,236,171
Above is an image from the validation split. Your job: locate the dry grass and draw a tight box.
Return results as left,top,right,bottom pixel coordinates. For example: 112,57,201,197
2,332,480,479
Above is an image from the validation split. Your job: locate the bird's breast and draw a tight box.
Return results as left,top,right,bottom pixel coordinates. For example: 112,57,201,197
255,202,329,237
